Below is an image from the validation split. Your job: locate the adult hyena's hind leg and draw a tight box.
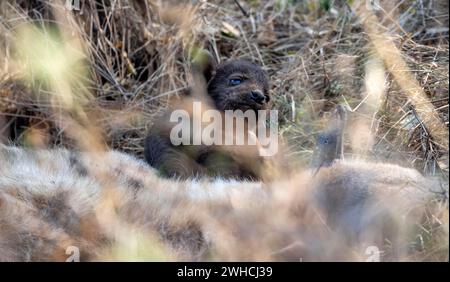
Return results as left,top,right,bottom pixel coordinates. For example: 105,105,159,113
310,104,347,170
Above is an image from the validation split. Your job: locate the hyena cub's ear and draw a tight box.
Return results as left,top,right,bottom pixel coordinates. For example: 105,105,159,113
310,104,347,170
191,49,217,85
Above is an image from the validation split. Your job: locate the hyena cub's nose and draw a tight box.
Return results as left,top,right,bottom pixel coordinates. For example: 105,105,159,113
249,90,266,104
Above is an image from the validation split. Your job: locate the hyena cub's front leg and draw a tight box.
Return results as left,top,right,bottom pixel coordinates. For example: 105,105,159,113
144,133,207,179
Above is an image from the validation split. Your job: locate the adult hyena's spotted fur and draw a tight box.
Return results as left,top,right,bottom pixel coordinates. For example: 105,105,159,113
0,145,446,261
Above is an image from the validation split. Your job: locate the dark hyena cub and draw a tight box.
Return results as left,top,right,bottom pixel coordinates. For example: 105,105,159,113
144,58,271,180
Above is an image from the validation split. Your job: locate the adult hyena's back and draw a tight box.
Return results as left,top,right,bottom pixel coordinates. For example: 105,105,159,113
0,146,218,261
0,145,447,261
0,146,105,261
0,146,165,260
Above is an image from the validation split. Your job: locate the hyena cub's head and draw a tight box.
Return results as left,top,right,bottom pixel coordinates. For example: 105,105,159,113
206,59,270,112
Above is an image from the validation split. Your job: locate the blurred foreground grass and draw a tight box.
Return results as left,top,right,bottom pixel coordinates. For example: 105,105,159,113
0,0,448,262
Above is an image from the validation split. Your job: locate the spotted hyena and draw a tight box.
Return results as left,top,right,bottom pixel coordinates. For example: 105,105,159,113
0,139,445,261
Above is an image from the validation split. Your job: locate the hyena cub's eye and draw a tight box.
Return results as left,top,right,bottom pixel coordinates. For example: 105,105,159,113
228,78,242,86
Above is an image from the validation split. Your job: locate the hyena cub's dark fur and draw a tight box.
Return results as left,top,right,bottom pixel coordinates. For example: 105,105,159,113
144,59,271,180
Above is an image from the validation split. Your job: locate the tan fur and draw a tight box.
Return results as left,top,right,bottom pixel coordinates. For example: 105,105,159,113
0,145,447,261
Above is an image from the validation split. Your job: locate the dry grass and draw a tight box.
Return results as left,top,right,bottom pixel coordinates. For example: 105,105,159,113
0,0,448,261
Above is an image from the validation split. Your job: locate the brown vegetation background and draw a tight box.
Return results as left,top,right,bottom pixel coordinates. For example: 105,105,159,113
0,0,448,177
